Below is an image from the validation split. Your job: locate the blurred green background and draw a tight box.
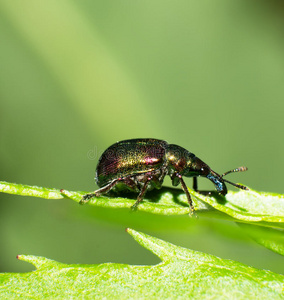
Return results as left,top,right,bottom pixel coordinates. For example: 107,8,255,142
0,1,284,274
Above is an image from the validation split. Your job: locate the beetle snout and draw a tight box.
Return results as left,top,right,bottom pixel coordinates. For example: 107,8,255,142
206,170,227,195
218,184,227,195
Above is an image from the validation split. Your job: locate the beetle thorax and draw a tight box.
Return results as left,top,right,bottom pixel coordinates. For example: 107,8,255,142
165,144,196,176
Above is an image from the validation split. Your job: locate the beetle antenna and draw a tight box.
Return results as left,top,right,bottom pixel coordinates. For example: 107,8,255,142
221,166,248,178
222,178,249,190
221,166,249,190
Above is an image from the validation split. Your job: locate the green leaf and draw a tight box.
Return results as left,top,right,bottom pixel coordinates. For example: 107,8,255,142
0,181,63,199
1,181,284,228
238,223,284,256
1,229,283,299
190,188,284,227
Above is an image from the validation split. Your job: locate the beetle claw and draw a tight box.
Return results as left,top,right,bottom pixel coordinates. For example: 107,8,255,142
130,202,139,211
80,193,96,204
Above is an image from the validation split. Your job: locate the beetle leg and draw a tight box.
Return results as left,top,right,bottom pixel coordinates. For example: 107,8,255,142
193,176,213,196
131,176,152,210
193,177,198,191
150,175,163,189
178,174,195,215
171,173,180,186
80,178,122,204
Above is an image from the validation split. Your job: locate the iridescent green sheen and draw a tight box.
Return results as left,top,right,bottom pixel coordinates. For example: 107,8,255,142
96,139,167,187
81,138,248,213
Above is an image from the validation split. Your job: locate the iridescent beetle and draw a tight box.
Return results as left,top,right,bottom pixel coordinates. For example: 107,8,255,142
80,138,248,214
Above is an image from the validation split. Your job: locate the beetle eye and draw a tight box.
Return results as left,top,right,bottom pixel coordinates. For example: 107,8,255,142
200,166,210,176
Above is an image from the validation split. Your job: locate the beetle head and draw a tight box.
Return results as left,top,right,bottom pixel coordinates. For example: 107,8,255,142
166,145,248,195
185,157,227,194
185,157,249,195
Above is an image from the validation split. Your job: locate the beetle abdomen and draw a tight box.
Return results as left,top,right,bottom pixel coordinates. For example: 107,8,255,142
96,139,168,187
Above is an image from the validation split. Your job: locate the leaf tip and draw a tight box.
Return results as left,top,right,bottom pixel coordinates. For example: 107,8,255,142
126,228,173,261
16,255,56,269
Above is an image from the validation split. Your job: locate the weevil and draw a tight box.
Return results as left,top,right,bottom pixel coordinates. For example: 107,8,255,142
80,139,248,214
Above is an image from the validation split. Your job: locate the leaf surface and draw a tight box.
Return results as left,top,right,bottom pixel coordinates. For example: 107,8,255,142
1,181,284,227
1,229,284,299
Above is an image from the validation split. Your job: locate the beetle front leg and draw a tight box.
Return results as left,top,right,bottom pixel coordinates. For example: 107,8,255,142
193,176,213,196
193,177,198,191
178,174,195,215
80,178,122,204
